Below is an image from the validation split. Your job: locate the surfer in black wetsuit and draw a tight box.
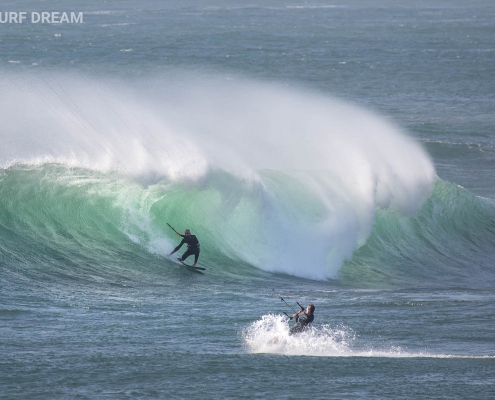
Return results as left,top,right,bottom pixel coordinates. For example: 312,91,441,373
289,304,315,335
169,229,201,267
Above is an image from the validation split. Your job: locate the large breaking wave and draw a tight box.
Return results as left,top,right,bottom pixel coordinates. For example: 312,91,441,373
6,71,491,286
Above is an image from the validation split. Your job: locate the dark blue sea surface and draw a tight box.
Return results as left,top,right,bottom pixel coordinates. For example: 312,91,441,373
1,1,495,398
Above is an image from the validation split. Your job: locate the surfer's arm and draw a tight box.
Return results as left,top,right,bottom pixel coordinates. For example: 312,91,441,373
292,310,307,320
169,239,185,255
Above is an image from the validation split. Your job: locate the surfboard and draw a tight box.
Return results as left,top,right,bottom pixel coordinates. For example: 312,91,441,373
180,261,206,271
245,337,283,349
168,256,206,272
244,338,259,350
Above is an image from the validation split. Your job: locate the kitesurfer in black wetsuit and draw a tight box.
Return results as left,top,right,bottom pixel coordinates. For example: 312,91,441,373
289,304,315,335
169,229,201,267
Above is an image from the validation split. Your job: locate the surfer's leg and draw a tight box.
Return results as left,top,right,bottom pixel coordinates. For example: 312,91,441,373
289,323,302,336
181,248,193,261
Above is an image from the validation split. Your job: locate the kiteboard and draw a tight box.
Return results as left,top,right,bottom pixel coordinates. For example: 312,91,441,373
180,261,206,271
168,256,206,272
245,336,284,350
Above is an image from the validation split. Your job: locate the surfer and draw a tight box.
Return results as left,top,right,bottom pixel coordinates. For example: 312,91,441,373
289,304,315,335
169,229,201,267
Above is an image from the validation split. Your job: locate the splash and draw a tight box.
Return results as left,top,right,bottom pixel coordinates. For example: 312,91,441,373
242,314,356,356
242,314,495,358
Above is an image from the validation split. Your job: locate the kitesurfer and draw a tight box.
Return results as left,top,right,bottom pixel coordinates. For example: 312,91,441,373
169,229,201,267
289,304,315,335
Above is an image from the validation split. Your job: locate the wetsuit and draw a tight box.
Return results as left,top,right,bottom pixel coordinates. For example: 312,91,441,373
289,312,314,336
171,234,201,264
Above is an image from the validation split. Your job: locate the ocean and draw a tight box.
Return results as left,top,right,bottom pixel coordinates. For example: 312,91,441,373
1,0,495,398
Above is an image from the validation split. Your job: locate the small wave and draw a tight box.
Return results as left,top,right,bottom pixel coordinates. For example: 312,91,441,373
286,5,341,9
84,11,127,15
0,309,30,315
100,23,134,27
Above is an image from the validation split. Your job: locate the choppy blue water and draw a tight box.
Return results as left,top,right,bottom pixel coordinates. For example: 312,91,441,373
1,1,495,398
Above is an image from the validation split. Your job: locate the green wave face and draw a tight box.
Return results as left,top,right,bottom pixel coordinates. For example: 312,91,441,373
0,165,152,283
1,164,495,288
340,180,495,287
3,73,492,287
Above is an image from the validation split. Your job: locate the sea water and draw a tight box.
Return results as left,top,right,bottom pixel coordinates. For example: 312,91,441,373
1,0,495,398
